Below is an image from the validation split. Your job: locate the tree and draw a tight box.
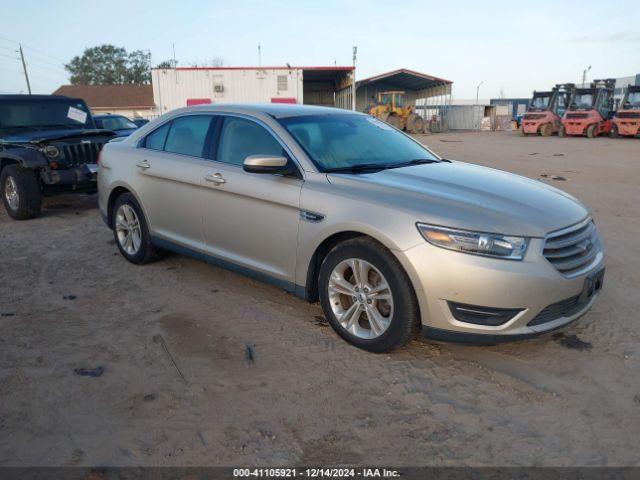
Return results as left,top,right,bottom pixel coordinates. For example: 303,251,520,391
125,50,151,84
65,45,151,85
156,59,177,69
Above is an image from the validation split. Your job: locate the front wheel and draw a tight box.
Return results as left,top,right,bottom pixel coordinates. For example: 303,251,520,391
540,123,553,137
112,192,159,264
586,124,598,138
318,238,420,352
558,125,566,138
0,164,42,220
609,124,619,138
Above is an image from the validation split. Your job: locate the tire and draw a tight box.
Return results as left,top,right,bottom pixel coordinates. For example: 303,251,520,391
0,164,42,220
586,124,597,138
520,127,527,137
558,125,566,138
386,114,401,130
318,237,419,353
609,124,619,138
112,192,159,264
412,115,425,133
540,123,553,137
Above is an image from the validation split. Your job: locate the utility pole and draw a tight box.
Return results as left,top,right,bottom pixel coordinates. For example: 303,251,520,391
476,81,484,105
352,46,357,111
582,65,591,87
18,44,31,95
258,44,261,67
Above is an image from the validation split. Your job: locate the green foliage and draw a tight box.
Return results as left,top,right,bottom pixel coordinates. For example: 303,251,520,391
65,45,151,85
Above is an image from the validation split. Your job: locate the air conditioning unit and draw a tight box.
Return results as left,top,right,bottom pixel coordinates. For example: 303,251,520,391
214,84,224,93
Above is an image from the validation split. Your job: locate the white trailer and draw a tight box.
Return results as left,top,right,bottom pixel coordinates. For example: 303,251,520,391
152,66,354,115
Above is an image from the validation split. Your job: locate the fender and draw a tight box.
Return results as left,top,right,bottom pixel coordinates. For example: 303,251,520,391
0,146,48,170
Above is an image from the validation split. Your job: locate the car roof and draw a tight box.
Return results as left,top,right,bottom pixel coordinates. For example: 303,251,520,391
0,94,85,103
171,103,364,119
93,114,127,118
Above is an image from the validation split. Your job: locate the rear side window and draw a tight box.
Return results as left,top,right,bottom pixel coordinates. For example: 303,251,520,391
164,115,212,157
216,117,284,166
144,122,171,151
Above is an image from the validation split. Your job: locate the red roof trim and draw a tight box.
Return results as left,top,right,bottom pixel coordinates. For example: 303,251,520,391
163,66,354,72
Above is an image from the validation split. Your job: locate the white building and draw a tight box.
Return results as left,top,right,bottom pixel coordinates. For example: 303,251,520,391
151,66,354,114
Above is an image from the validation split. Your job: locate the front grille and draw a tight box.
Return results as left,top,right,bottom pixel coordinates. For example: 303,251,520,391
616,111,640,119
61,141,105,166
527,295,585,326
566,113,589,119
524,113,545,120
543,219,601,276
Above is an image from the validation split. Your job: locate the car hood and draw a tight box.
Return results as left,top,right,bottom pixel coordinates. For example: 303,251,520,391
0,128,114,143
326,161,588,237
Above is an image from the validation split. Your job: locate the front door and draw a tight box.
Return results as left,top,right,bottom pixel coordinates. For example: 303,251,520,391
200,115,302,285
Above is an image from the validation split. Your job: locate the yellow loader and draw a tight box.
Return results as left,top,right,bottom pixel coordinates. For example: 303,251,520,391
367,91,425,133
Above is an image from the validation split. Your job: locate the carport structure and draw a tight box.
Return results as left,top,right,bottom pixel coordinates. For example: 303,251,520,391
355,68,453,131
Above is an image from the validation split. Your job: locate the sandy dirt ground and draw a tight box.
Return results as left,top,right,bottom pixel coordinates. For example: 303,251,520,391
0,131,639,467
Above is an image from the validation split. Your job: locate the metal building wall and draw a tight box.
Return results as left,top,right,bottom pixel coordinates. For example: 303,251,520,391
152,68,303,115
444,105,486,130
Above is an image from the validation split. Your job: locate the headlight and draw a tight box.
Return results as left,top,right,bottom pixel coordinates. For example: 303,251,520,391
417,223,528,260
43,145,60,158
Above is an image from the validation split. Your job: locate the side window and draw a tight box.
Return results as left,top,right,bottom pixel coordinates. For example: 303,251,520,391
144,122,171,151
216,117,285,166
164,115,212,157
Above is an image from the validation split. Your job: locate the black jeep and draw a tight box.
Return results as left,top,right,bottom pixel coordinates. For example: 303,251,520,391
0,94,116,220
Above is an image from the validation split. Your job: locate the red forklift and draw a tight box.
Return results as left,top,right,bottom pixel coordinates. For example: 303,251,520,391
559,79,616,138
611,85,640,138
521,83,574,136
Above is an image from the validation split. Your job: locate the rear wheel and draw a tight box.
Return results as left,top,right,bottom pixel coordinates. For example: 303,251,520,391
558,125,566,138
318,238,419,353
586,124,597,138
609,124,619,138
112,192,159,264
0,164,42,220
520,127,528,137
540,123,553,137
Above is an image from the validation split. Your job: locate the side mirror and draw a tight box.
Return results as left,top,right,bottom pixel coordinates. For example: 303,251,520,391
243,155,294,175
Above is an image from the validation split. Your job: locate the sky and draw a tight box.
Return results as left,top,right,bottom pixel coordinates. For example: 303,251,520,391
1,0,639,100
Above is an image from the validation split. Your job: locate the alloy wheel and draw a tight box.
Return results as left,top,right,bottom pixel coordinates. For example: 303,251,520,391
115,204,142,255
328,258,394,339
4,176,19,211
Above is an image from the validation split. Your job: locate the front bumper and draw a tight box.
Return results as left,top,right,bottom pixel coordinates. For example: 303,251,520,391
394,237,604,341
614,119,640,136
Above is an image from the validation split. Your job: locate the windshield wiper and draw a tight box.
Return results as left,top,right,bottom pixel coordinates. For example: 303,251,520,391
385,158,440,169
31,124,77,129
322,163,391,173
322,158,440,174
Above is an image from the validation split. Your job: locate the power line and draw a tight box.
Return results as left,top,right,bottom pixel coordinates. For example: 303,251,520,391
0,35,68,64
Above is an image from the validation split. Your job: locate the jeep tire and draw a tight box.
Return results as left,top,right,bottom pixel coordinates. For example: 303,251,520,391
0,164,42,220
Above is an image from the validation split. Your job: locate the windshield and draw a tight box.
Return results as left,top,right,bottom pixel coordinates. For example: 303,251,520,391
0,99,93,133
571,92,594,110
623,91,640,108
278,114,439,172
530,95,551,111
97,116,137,130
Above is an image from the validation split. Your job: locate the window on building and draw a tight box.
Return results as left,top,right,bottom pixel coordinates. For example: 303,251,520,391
277,75,288,91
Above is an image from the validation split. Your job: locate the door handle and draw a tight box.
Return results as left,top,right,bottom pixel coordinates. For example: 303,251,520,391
136,160,150,169
205,173,226,185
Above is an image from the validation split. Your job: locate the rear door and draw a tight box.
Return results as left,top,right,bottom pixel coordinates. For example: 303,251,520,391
131,114,215,251
200,115,303,284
